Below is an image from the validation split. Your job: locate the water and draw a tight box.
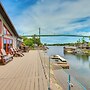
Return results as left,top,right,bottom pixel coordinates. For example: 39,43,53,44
47,46,90,90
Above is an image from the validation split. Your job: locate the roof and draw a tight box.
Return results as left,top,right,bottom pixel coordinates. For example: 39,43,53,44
0,3,19,37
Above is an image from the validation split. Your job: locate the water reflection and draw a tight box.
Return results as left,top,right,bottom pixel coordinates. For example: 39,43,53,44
64,52,89,62
89,62,90,68
76,54,89,62
47,46,90,89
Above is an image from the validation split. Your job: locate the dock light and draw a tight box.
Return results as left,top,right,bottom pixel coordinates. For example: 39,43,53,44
67,75,74,90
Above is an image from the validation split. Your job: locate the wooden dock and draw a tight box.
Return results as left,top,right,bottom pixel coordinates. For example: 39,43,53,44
53,63,69,69
51,55,69,69
0,50,62,90
0,50,48,90
0,50,85,90
51,55,67,62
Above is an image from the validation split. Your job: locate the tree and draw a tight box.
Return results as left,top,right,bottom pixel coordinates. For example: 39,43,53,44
22,35,42,47
76,39,80,45
32,34,41,46
82,37,86,43
89,36,90,40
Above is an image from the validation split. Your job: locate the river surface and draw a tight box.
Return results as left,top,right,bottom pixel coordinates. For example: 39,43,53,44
47,46,90,90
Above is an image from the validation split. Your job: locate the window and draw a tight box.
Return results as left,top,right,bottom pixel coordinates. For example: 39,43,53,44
3,26,7,35
4,38,6,51
4,38,13,53
10,39,13,46
3,25,12,36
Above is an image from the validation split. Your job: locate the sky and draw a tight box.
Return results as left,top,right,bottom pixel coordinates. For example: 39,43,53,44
1,0,90,44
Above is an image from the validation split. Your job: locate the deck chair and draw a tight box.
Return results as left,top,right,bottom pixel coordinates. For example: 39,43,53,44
14,48,24,56
14,48,24,57
1,49,13,65
10,48,24,57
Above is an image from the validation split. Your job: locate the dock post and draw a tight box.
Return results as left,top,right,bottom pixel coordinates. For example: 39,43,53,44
68,74,71,90
48,56,50,90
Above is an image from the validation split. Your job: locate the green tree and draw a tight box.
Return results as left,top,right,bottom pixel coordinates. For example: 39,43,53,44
32,34,41,46
22,35,42,47
89,36,90,40
82,37,86,43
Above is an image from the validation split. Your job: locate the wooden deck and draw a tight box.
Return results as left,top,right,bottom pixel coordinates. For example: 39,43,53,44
0,50,48,90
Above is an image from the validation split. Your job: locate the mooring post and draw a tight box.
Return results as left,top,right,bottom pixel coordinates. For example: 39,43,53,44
68,74,71,90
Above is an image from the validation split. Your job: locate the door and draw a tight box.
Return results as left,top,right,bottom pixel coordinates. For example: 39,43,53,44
4,38,13,54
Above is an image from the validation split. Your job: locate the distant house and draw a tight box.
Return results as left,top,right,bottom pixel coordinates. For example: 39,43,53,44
64,46,77,53
0,3,22,53
78,42,90,49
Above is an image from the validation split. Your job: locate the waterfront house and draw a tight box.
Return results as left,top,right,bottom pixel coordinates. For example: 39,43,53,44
0,3,22,53
78,42,90,49
64,46,77,53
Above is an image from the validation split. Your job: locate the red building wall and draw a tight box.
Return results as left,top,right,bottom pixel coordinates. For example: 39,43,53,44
0,19,2,50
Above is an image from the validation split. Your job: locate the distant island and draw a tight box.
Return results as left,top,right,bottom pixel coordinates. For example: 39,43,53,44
45,37,90,55
45,43,76,46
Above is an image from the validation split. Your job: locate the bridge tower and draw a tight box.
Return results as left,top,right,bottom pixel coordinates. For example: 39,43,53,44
39,27,41,40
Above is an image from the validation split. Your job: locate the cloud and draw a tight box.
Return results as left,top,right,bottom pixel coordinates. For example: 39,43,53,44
71,16,90,24
77,32,90,36
12,0,90,36
1,0,88,39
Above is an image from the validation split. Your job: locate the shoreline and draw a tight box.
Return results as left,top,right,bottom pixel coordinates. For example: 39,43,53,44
39,50,63,90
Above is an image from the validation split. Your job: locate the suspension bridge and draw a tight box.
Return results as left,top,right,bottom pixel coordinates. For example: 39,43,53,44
22,28,90,38
22,34,90,38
